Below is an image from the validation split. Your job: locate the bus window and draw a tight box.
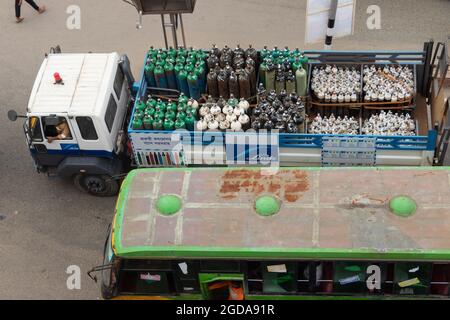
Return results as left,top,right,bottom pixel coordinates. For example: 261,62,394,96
394,262,432,295
174,261,200,293
118,270,176,295
317,262,334,294
430,264,450,295
247,261,263,294
300,262,319,293
262,262,297,294
333,262,368,294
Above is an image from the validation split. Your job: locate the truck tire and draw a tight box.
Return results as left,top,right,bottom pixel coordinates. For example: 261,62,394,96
73,174,119,197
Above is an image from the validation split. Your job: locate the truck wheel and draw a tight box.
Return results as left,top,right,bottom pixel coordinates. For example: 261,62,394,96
73,174,119,197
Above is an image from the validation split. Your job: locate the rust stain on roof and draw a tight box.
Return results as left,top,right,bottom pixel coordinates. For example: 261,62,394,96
219,169,309,202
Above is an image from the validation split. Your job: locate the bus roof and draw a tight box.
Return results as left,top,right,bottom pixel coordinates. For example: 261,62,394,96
113,167,450,261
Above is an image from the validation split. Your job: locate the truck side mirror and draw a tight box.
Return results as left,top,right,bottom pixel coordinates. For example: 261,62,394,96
7,110,18,122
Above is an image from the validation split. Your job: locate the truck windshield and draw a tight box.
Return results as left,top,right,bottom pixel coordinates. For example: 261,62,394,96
28,117,43,142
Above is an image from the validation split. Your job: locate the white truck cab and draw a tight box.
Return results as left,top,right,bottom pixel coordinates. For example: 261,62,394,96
20,52,132,195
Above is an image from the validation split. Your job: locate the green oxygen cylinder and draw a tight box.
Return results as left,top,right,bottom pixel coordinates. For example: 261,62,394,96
143,115,153,130
152,118,164,131
148,46,157,58
177,69,190,97
187,72,201,100
296,66,307,97
176,110,186,121
144,60,157,87
146,96,157,108
265,60,275,91
168,47,177,59
145,106,155,117
156,99,167,112
164,62,178,90
165,109,177,121
261,45,270,60
175,117,186,130
135,98,146,113
132,116,143,130
300,54,309,71
184,113,196,131
154,106,165,120
154,65,168,88
178,93,188,105
163,118,175,131
167,100,178,113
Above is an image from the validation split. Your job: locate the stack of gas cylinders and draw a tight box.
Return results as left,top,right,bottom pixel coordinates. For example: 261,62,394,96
251,87,306,133
131,93,199,131
144,47,207,100
258,46,309,97
206,44,258,100
196,95,251,132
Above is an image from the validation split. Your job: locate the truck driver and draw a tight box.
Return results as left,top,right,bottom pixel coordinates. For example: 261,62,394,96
47,119,72,143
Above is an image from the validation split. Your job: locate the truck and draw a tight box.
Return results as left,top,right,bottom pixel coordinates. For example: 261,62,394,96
7,41,450,196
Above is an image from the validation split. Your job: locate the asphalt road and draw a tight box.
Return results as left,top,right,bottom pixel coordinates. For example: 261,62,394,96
0,0,449,299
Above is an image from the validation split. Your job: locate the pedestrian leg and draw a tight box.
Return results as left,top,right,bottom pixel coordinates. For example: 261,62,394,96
15,0,24,22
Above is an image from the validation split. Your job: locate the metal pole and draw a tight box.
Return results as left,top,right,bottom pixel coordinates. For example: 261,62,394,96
170,14,178,48
324,0,338,50
179,14,187,48
161,14,169,49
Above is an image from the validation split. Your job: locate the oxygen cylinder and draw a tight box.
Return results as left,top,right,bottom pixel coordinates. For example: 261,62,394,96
165,109,176,121
229,71,240,98
245,44,258,63
164,62,178,90
187,72,201,100
260,45,270,60
217,70,229,99
207,51,219,69
148,46,157,59
265,61,275,92
132,116,143,130
154,65,167,89
163,118,175,131
207,69,219,98
295,66,307,97
135,98,146,113
184,113,196,131
275,66,285,95
258,61,268,90
285,70,296,94
238,69,251,100
167,100,177,113
178,92,189,105
144,60,157,87
174,117,186,130
143,115,153,130
177,70,190,97
245,64,256,96
194,63,206,94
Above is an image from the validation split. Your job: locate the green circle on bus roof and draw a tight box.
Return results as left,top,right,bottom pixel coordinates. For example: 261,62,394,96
389,196,417,217
255,196,281,217
156,195,182,216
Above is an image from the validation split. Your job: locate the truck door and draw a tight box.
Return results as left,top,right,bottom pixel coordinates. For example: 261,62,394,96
32,114,80,167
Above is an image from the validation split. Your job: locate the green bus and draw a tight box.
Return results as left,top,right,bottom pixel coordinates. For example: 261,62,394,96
91,167,450,300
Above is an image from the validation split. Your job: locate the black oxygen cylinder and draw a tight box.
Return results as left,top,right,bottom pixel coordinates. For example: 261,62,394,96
207,52,219,69
238,69,251,100
229,71,240,99
245,64,256,96
207,69,219,98
217,70,230,99
245,44,258,64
